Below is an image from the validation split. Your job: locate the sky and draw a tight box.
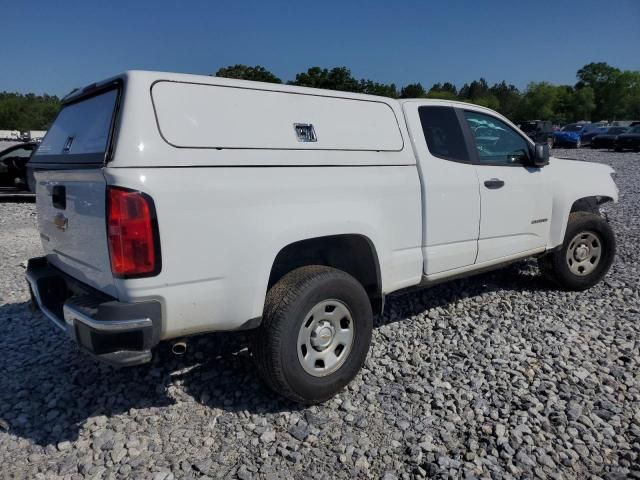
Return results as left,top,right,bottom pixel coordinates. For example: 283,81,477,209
3,0,639,97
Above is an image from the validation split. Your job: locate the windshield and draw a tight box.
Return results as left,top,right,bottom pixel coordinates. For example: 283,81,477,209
631,126,640,134
31,88,119,164
562,124,585,132
607,127,627,135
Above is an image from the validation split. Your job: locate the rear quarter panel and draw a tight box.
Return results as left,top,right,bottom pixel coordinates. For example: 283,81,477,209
104,165,423,338
107,71,423,338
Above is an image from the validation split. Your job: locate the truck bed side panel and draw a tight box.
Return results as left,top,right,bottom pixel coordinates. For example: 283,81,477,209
104,165,423,338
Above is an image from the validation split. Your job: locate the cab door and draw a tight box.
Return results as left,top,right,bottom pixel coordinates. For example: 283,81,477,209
403,102,481,275
460,109,553,263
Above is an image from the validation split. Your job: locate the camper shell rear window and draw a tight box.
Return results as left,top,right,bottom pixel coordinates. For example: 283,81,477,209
31,85,120,164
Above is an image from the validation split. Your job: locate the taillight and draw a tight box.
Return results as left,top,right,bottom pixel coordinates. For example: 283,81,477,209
106,186,161,278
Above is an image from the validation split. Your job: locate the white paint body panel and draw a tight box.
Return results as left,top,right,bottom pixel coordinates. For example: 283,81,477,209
151,81,404,151
104,165,423,338
475,165,553,263
34,168,117,297
30,71,619,340
402,100,480,275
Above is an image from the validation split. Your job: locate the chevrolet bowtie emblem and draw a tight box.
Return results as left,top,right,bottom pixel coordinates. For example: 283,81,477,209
53,213,68,231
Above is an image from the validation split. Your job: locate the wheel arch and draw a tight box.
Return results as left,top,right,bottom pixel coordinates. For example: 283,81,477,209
266,234,384,315
570,195,614,214
549,193,616,248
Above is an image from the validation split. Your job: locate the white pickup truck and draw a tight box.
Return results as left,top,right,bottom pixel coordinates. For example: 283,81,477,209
26,71,618,403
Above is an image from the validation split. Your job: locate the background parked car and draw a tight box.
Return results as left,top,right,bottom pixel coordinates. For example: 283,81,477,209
519,120,555,147
0,142,37,194
591,126,629,149
614,125,640,152
553,123,590,148
581,125,609,146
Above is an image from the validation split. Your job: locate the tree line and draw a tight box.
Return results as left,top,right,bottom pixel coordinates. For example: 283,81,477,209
0,62,638,131
0,92,60,131
216,62,640,124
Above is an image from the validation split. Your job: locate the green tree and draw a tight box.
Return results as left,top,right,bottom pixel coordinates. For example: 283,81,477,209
458,78,490,100
0,92,60,130
359,80,398,98
214,64,282,83
617,70,640,119
457,78,501,110
575,62,621,120
425,90,458,101
516,82,559,122
428,82,458,96
426,82,458,100
289,66,361,92
400,83,426,98
569,87,596,121
489,81,521,119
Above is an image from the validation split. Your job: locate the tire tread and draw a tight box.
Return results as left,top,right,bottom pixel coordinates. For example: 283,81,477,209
253,265,364,403
538,211,615,291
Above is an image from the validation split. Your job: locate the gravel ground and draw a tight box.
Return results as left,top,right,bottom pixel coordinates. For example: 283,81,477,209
0,149,638,479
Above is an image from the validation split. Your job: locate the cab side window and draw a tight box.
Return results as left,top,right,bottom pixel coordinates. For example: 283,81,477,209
418,106,470,163
464,111,531,165
0,145,35,161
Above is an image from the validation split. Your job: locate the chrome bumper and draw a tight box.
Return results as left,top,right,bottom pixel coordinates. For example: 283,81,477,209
26,256,162,367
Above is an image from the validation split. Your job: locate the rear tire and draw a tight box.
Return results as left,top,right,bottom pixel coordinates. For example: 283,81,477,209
253,266,373,403
538,212,615,291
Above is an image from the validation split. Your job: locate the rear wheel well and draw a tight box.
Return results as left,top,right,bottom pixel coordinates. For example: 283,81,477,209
570,196,613,214
268,235,383,314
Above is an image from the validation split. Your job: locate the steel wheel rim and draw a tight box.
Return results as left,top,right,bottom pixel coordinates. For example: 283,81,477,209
566,231,602,276
297,299,355,377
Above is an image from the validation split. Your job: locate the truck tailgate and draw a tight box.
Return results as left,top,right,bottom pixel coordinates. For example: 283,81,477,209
27,83,121,297
35,168,117,297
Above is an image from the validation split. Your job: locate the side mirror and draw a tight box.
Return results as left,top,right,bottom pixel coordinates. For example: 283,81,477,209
532,143,549,167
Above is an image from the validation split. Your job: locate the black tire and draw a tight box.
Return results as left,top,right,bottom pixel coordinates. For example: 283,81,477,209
253,265,373,403
538,212,615,291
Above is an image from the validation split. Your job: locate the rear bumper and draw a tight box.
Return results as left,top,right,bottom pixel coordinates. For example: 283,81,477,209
26,256,162,367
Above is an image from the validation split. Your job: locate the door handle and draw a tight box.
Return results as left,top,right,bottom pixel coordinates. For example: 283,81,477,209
484,178,505,189
52,185,66,209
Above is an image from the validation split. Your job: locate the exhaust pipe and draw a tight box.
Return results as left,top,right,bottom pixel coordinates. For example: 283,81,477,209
171,340,187,356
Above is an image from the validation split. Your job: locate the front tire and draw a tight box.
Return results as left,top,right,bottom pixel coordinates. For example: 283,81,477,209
253,266,373,403
539,212,615,291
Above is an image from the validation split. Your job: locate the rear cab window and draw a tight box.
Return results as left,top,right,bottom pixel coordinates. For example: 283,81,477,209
418,106,470,162
31,86,120,165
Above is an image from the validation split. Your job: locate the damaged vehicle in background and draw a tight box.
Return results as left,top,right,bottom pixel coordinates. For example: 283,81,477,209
614,125,640,152
553,123,604,148
0,142,37,195
519,120,555,148
590,126,629,149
